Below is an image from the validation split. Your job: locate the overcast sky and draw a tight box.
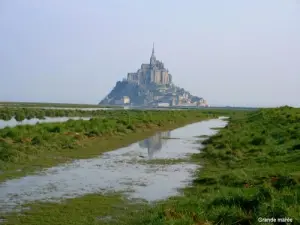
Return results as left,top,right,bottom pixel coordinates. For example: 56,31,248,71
0,0,299,107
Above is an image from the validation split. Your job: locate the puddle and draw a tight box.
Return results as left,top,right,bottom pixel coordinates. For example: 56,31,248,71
0,117,90,129
0,218,7,224
96,215,115,222
0,117,227,213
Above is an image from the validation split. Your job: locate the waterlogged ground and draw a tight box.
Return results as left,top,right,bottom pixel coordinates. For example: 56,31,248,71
0,117,91,129
0,118,227,214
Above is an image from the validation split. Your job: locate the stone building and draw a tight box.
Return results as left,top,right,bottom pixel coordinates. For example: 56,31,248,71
127,44,172,85
114,96,130,105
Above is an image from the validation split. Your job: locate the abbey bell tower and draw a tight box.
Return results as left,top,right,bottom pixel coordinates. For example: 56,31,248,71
127,43,172,85
150,43,156,65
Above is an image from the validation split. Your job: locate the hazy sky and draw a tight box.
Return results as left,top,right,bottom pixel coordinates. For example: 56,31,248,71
0,0,299,107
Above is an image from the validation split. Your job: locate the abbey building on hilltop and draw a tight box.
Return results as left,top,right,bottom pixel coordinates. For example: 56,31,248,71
127,44,172,85
99,43,207,107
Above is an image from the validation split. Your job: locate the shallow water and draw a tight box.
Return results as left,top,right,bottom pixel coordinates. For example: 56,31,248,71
0,117,90,129
0,118,227,213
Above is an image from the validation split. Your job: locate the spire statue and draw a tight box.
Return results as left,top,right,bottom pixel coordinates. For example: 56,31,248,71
150,42,156,65
152,42,155,55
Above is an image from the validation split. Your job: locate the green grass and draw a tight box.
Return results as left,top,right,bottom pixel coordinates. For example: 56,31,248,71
116,106,300,225
0,107,114,121
0,105,254,121
0,110,219,182
0,192,148,225
4,108,283,225
0,101,120,108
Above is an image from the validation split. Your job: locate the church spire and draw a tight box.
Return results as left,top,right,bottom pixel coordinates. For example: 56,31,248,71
152,42,154,55
152,42,155,56
150,42,156,65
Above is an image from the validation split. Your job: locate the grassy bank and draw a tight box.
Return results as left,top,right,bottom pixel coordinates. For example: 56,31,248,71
0,101,119,109
0,110,216,182
0,107,113,121
0,109,245,225
6,107,299,224
1,192,149,225
0,105,254,121
118,106,299,225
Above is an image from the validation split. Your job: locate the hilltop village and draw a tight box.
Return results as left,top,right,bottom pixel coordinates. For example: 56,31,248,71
99,44,208,107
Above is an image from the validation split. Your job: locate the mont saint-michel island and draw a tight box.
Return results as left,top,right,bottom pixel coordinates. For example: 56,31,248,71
99,44,208,107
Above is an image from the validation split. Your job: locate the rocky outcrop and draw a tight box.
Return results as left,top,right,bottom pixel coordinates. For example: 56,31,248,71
100,81,150,106
99,80,204,107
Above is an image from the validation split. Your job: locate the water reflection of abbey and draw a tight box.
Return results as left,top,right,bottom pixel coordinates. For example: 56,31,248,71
138,131,171,158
